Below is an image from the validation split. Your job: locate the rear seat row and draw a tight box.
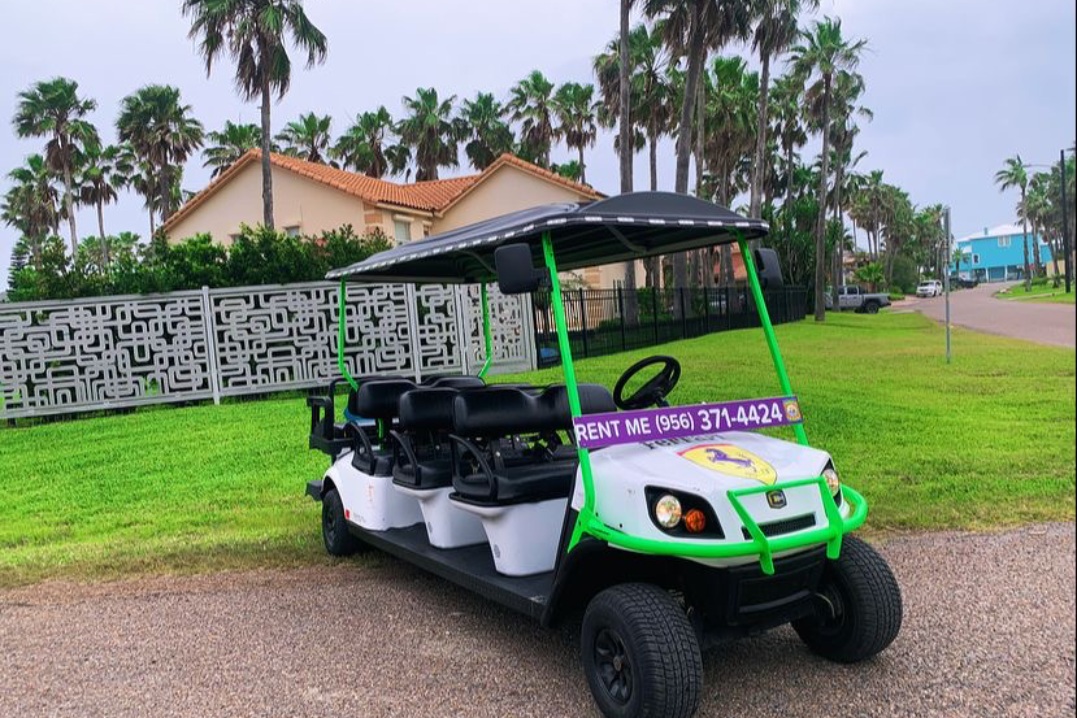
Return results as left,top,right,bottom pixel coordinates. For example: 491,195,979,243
346,377,615,506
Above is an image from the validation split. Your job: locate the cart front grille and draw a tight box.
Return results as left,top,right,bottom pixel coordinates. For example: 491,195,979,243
741,513,816,540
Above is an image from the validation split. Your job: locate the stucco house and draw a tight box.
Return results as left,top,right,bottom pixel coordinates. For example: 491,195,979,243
162,150,619,285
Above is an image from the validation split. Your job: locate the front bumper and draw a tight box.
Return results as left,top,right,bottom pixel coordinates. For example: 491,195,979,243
306,479,324,501
578,477,867,575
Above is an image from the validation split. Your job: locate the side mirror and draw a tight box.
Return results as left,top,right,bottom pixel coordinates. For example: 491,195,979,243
495,243,546,294
753,247,784,290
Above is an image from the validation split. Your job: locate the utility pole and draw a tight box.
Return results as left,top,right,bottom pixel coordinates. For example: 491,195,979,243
1062,149,1071,294
943,206,952,364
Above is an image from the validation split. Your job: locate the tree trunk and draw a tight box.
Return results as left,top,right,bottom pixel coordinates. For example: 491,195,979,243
619,0,638,322
785,137,795,242
1050,228,1062,280
61,153,78,254
260,77,275,230
646,127,660,287
160,163,173,223
749,52,772,221
672,0,706,293
813,75,832,322
831,163,844,309
1026,191,1041,275
694,70,705,198
578,142,586,185
97,199,109,267
1021,224,1031,291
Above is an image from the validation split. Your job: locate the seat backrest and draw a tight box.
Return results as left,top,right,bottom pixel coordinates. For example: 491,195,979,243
353,379,418,421
424,375,486,390
452,383,616,437
398,388,459,431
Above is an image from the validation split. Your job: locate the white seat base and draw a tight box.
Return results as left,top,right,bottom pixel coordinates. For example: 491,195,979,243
392,484,487,549
449,496,568,576
329,453,423,531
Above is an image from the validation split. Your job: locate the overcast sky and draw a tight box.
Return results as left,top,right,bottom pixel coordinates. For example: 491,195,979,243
1,0,1074,287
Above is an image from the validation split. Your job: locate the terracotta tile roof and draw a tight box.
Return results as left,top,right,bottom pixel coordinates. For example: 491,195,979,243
162,149,603,236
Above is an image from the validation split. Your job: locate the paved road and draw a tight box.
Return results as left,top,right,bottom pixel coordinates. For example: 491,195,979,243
898,283,1076,349
1,523,1073,718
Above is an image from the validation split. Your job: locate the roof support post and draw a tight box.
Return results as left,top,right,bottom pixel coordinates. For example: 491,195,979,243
542,232,596,551
738,235,809,446
477,282,494,379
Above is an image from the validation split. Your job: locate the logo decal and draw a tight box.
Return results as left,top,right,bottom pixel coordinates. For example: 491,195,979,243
766,490,787,509
677,443,778,485
783,399,802,422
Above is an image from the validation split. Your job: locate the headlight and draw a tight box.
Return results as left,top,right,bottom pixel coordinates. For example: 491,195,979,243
823,467,841,496
654,494,682,528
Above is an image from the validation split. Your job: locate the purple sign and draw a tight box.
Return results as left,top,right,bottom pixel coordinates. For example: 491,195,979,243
572,396,803,449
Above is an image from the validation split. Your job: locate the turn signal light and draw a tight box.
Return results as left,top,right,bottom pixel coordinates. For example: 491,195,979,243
684,508,707,534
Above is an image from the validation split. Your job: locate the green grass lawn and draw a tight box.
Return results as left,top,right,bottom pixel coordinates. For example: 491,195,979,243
1,312,1073,587
997,282,1076,303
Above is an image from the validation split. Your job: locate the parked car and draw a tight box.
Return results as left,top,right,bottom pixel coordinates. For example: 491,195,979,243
916,280,943,298
949,275,979,289
823,286,891,314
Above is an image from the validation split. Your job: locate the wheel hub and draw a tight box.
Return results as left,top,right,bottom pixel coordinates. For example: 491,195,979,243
594,628,632,704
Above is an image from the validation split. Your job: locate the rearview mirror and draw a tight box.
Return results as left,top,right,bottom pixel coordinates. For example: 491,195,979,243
495,243,546,294
753,247,784,290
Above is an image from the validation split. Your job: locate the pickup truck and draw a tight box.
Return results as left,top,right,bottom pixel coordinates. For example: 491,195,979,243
823,286,891,314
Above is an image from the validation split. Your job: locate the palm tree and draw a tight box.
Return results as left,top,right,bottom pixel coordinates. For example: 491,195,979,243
551,83,599,184
644,0,753,288
116,85,204,227
458,93,514,171
1025,171,1062,280
507,70,557,168
203,121,266,177
333,107,396,177
183,0,328,229
397,87,464,181
2,154,61,269
77,143,132,258
824,70,870,305
790,16,867,321
276,112,332,163
748,0,819,220
770,72,807,236
12,77,99,253
995,154,1034,289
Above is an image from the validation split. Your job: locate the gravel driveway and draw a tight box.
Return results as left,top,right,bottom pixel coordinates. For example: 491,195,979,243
1,523,1073,718
899,283,1076,349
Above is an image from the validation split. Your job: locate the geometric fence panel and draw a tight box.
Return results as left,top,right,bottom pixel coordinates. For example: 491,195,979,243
0,281,536,419
0,291,215,419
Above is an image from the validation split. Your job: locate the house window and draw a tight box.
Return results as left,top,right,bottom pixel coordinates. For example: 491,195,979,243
394,219,411,244
972,254,980,265
997,236,1011,248
284,225,301,237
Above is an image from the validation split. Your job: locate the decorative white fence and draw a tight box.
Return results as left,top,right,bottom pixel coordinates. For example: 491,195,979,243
0,282,535,420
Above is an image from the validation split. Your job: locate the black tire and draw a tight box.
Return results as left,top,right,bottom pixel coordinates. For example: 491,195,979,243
863,301,881,314
581,583,702,718
793,535,902,663
321,487,361,556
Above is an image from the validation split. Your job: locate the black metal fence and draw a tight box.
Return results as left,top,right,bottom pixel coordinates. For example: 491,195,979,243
532,286,808,368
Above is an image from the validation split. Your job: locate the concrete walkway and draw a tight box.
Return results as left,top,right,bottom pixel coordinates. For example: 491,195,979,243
899,282,1075,349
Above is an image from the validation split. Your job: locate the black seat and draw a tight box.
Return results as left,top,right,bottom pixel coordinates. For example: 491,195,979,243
391,388,458,490
448,383,616,505
350,379,417,475
422,375,486,390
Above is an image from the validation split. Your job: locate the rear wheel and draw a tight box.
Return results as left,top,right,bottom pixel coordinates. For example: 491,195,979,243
581,583,702,718
793,536,902,663
322,487,361,556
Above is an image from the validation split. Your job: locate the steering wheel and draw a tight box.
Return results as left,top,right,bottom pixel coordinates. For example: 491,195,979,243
613,355,681,410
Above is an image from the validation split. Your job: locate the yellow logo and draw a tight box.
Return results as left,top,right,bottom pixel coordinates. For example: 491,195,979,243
677,443,779,485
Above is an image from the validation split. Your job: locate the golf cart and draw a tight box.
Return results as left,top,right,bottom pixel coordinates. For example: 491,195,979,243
305,192,902,718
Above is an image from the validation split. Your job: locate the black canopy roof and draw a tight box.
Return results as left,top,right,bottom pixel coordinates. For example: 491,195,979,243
327,191,769,284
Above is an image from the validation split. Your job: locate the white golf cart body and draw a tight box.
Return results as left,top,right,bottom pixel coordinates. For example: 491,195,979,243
306,191,901,718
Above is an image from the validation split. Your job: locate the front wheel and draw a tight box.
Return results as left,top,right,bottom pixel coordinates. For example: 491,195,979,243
322,487,361,556
793,535,902,663
581,583,702,718
863,301,881,314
